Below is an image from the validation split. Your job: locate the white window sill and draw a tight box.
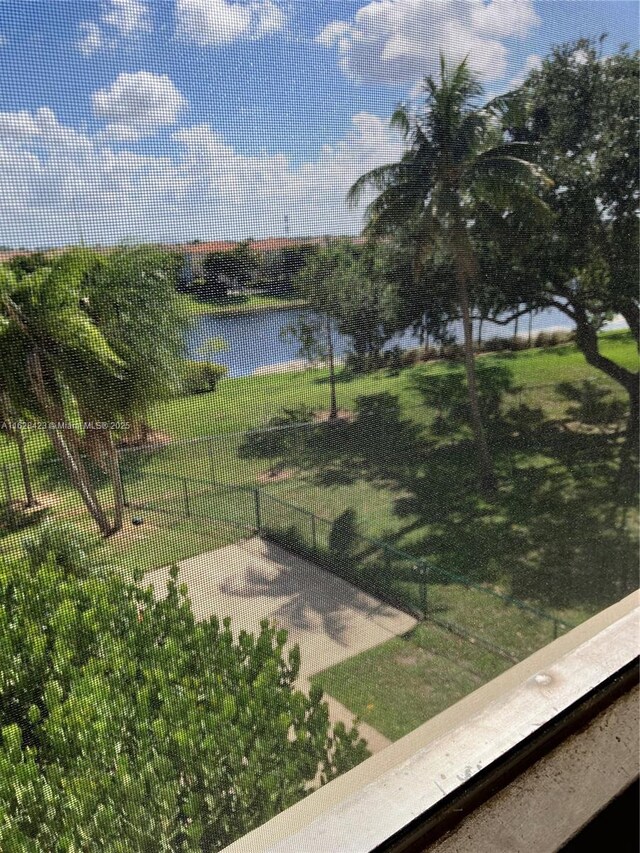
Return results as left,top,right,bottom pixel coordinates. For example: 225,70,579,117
223,591,639,853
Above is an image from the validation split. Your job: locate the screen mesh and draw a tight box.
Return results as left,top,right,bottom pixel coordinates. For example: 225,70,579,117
0,2,637,850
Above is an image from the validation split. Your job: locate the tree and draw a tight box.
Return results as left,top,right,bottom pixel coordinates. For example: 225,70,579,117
505,39,639,436
259,244,317,294
79,246,186,526
201,242,259,300
293,241,400,371
349,56,552,492
0,253,124,536
83,245,186,441
281,314,339,419
0,524,368,851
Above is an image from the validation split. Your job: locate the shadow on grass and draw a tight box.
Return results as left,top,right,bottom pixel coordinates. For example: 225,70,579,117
236,372,638,615
1,504,50,535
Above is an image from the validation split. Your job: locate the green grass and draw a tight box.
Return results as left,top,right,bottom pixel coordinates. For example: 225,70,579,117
1,331,637,594
179,292,308,317
1,330,637,738
312,621,513,741
310,577,591,741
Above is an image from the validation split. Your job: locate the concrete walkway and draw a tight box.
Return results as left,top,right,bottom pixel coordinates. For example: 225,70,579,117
145,536,416,752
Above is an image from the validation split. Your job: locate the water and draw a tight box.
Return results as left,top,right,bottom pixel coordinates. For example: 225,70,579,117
186,306,624,378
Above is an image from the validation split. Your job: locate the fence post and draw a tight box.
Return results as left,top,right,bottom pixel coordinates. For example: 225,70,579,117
384,546,391,576
418,561,428,618
183,478,191,519
2,465,13,516
208,439,215,478
311,513,317,552
254,488,262,534
121,463,130,509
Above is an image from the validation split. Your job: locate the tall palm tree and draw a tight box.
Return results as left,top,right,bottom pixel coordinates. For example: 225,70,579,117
349,56,552,491
0,254,124,535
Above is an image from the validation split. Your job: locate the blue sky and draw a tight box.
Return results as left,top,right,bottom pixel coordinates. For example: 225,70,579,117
0,0,637,247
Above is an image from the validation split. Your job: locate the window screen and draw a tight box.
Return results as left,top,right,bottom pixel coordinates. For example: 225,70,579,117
0,1,637,850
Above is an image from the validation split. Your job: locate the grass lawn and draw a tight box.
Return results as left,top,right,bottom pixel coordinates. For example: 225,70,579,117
312,621,513,741
1,331,637,601
179,292,308,317
310,579,593,741
1,331,636,739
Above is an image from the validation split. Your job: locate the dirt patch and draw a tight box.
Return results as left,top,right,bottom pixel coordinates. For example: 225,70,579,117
257,463,297,484
108,517,158,545
395,652,420,668
9,491,63,513
313,409,356,424
117,429,173,450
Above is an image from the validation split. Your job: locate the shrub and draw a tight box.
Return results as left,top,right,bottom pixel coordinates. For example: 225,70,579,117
534,329,575,348
0,527,368,851
181,359,227,394
239,406,317,458
480,336,514,353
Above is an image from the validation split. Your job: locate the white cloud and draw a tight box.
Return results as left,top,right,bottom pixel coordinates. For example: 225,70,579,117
251,0,286,38
505,52,542,90
317,0,539,85
0,106,404,247
176,0,286,46
76,0,151,54
77,21,105,55
92,72,187,140
103,0,151,35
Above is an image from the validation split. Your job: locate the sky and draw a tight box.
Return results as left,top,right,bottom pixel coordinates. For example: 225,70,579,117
0,0,637,248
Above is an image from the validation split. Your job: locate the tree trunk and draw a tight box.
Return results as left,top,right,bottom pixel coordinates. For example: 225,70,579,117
451,229,496,494
103,432,124,534
572,310,639,440
326,316,338,420
15,427,36,508
27,352,113,536
477,317,483,348
619,300,639,348
1,393,36,508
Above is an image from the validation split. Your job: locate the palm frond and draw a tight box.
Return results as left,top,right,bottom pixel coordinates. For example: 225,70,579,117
468,154,553,189
474,141,544,166
471,173,552,227
347,162,406,207
390,105,412,139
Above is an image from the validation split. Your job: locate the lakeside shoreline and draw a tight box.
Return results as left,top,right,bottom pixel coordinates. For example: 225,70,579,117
248,320,628,377
184,295,309,318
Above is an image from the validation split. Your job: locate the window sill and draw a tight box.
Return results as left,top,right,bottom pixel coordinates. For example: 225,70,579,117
223,591,639,853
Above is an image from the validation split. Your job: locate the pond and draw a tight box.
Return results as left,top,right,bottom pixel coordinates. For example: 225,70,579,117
185,306,620,378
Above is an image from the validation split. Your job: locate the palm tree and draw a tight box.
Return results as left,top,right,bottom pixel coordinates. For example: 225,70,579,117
349,56,552,491
0,390,36,508
0,255,124,535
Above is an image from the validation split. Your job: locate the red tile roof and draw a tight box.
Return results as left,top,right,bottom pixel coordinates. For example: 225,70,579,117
0,236,366,263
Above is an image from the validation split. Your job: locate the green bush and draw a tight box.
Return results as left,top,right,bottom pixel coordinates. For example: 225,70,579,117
0,525,368,851
534,329,575,348
181,359,227,395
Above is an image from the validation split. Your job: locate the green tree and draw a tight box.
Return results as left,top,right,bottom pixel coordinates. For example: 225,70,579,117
0,253,123,535
79,246,186,528
293,241,400,370
349,56,552,491
258,244,317,294
83,245,186,440
504,39,639,435
201,242,259,300
0,525,368,851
